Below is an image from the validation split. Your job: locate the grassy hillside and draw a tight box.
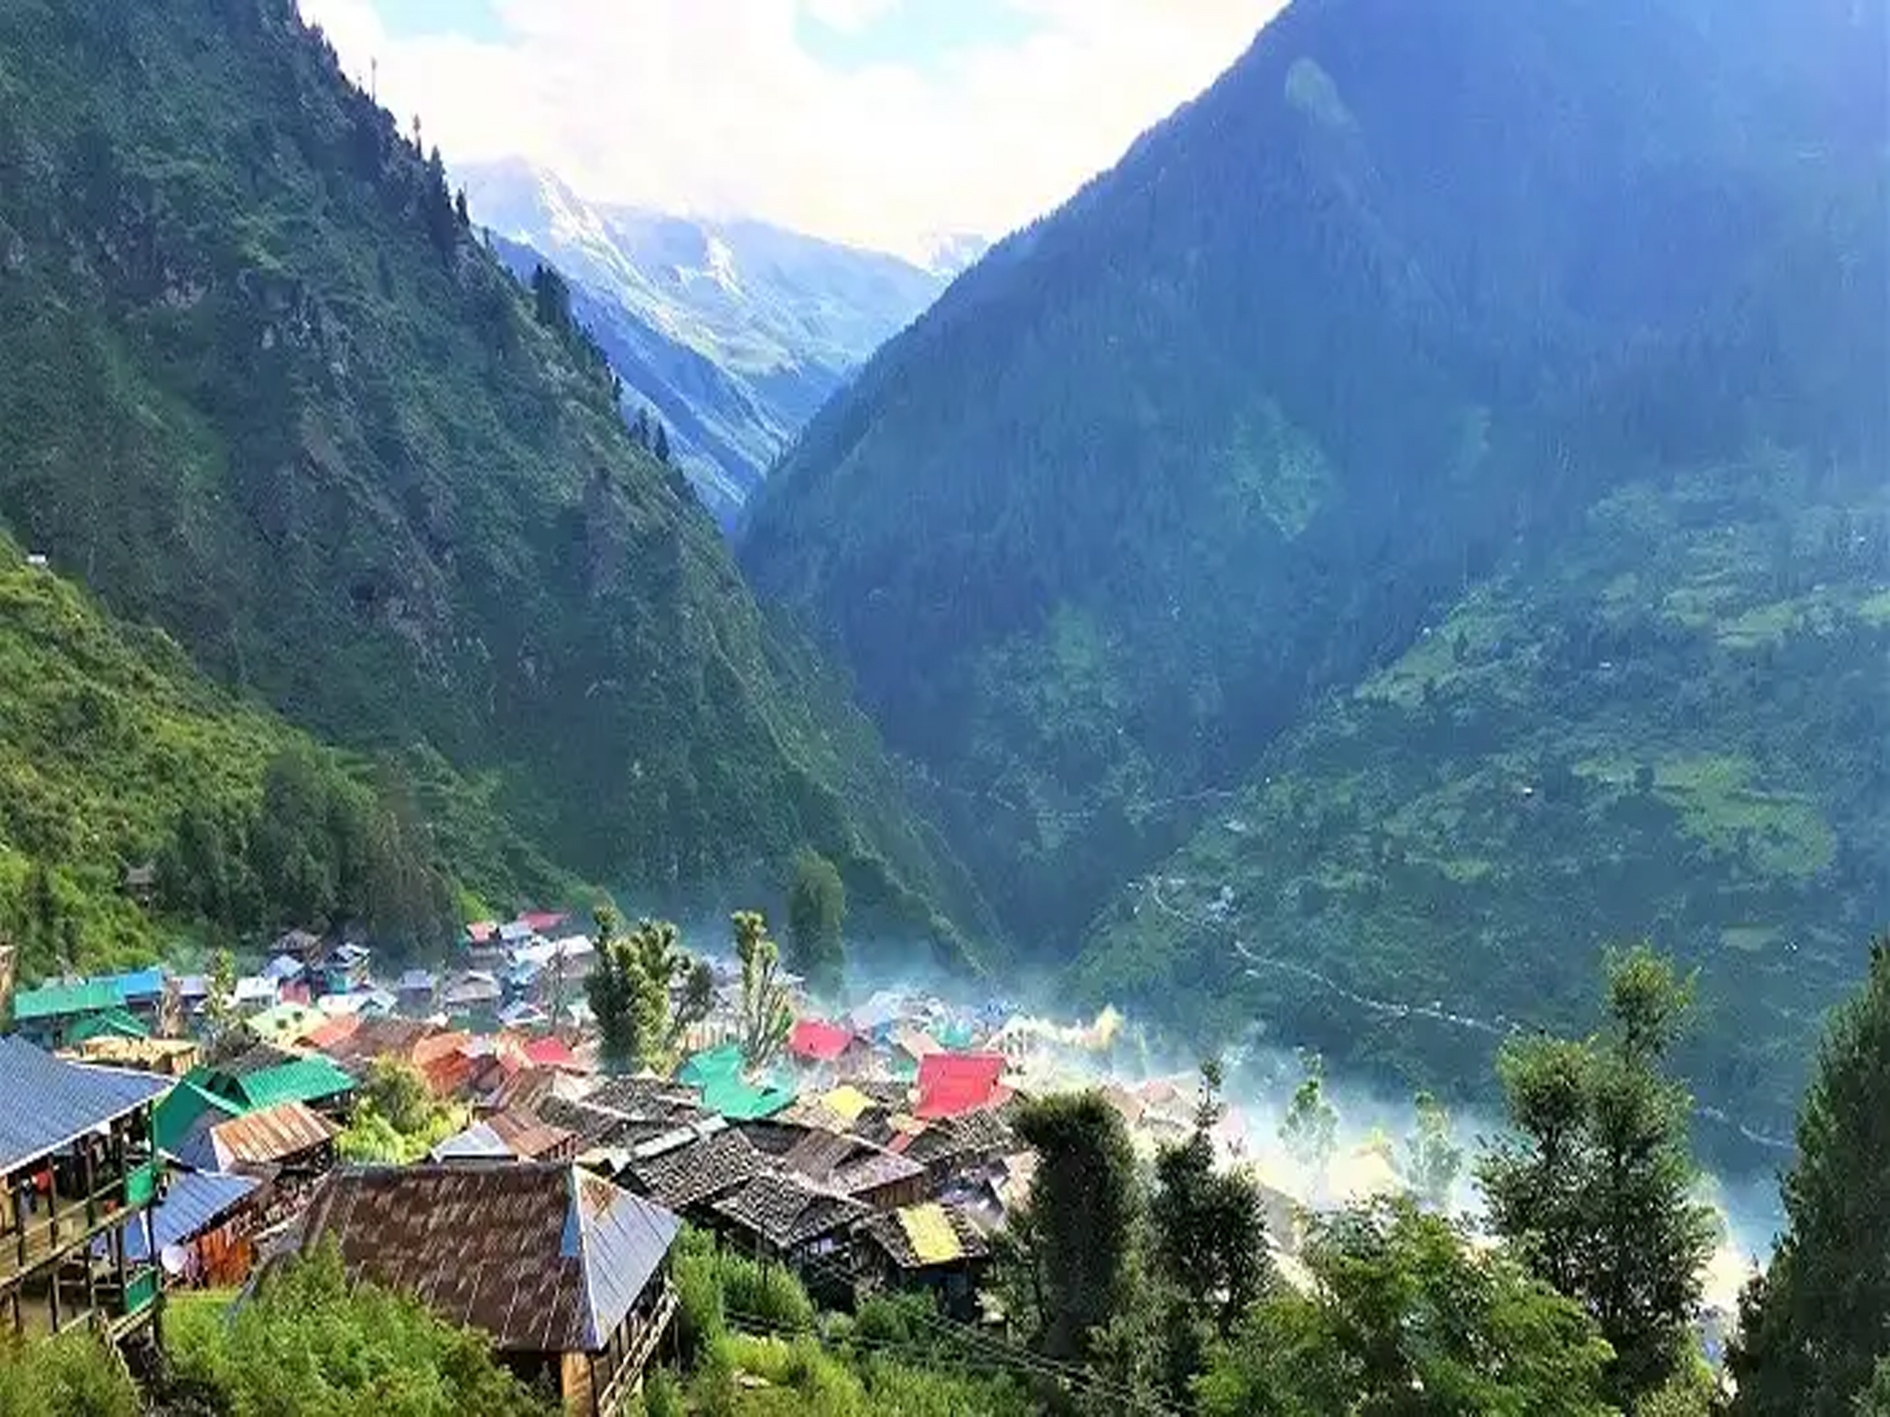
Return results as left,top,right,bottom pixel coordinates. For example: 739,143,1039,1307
741,0,1885,955
0,536,580,978
0,0,990,963
1076,453,1890,1154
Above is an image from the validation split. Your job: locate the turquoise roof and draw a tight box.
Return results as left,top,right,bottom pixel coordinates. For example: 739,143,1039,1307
680,1045,795,1120
12,977,123,1021
230,1057,355,1110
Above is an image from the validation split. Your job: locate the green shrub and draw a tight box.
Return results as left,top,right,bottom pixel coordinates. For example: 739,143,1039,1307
0,1332,141,1417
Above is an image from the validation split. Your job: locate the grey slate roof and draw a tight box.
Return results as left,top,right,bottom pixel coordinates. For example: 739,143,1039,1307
0,1035,170,1174
300,1163,679,1353
711,1172,869,1251
628,1128,762,1212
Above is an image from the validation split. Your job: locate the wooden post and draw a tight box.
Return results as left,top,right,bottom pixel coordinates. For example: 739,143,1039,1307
81,1142,95,1229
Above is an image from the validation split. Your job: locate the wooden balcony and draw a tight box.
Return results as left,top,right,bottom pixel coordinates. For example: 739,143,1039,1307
0,1159,156,1287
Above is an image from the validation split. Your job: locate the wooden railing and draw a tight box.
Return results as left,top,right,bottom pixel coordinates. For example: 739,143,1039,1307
596,1282,679,1416
1,1159,156,1287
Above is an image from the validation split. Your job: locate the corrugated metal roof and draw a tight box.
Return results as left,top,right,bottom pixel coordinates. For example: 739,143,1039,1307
155,1080,242,1157
430,1123,514,1162
0,1036,170,1172
897,1203,964,1264
915,1053,1007,1119
11,977,122,1021
179,1100,337,1169
125,1171,259,1260
67,1008,150,1043
787,1019,854,1062
233,1057,355,1110
864,1201,990,1270
105,968,165,1002
822,1086,875,1124
486,1108,574,1161
244,1002,324,1044
301,1164,678,1352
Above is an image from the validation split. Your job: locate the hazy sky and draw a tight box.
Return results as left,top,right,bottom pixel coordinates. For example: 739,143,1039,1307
298,0,1284,260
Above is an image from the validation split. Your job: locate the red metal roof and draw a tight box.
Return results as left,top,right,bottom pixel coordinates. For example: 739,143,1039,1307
523,1036,576,1068
915,1052,1007,1119
465,921,499,944
518,910,569,934
787,1019,854,1063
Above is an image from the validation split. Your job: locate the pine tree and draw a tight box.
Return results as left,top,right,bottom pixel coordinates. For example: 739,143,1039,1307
1728,936,1890,1414
585,905,639,1071
1479,945,1718,1407
1151,1060,1271,1335
653,421,671,464
631,407,652,449
786,849,846,1000
1279,1053,1338,1185
1002,1091,1141,1362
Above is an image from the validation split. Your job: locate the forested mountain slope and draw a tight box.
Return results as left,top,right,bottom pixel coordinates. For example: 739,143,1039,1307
1077,456,1890,1150
0,537,580,976
0,0,989,963
740,0,1888,1144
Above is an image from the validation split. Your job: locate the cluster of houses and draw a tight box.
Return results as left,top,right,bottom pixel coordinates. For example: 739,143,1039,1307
3,915,1239,1414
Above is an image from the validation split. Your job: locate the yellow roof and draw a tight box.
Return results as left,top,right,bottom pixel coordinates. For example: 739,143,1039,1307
896,1203,964,1265
821,1085,874,1123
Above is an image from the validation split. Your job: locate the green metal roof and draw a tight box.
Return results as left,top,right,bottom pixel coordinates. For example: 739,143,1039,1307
679,1045,795,1121
66,1008,151,1044
232,1057,355,1110
12,977,123,1021
154,1080,242,1156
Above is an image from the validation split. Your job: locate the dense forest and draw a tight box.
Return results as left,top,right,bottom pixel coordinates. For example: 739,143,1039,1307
0,535,576,974
741,0,1889,1157
0,0,992,972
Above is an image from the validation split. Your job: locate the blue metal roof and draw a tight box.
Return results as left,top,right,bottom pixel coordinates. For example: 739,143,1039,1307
574,1170,681,1347
0,1036,171,1173
104,968,166,1002
124,1171,259,1261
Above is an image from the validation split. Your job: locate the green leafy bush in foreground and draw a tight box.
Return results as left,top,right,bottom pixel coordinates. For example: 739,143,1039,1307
0,1331,140,1417
162,1245,551,1417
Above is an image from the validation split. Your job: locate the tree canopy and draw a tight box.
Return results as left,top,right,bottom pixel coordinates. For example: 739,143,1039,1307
1728,935,1890,1414
1479,945,1718,1406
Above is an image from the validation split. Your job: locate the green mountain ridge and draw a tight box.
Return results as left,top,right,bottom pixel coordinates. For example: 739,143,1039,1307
1075,454,1890,1145
0,0,990,968
740,0,1888,1154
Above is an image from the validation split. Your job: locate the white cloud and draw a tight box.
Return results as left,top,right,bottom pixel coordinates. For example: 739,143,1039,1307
298,0,1283,259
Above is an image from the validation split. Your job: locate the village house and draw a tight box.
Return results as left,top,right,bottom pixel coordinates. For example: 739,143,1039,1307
394,968,438,1012
854,1201,992,1322
0,1037,168,1341
10,971,166,1050
300,1163,681,1416
123,1170,262,1290
779,1129,926,1212
709,1171,869,1283
623,1126,763,1224
201,1056,356,1118
172,1100,339,1180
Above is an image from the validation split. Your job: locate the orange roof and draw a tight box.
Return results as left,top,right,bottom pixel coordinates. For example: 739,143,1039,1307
410,1030,472,1068
303,1013,363,1052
